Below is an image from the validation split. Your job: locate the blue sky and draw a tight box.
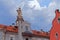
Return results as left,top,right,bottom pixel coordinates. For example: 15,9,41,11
0,0,60,32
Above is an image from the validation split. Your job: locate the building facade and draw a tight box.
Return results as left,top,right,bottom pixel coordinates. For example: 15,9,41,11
0,8,50,40
50,9,60,40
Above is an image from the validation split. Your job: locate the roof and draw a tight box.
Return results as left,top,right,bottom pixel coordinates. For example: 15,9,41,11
22,30,50,38
0,24,18,33
0,24,50,38
32,30,50,38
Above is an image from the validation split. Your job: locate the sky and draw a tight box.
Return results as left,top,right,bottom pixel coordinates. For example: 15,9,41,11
0,0,60,32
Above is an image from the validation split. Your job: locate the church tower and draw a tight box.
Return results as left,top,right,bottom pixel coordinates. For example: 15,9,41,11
16,8,31,40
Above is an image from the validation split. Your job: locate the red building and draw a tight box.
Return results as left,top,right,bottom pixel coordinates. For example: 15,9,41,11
50,9,60,40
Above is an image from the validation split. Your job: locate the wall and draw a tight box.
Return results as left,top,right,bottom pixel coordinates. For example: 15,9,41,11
21,21,31,32
5,32,18,40
32,37,49,40
0,30,4,40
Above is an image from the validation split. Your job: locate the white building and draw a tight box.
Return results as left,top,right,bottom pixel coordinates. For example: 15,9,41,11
0,8,50,40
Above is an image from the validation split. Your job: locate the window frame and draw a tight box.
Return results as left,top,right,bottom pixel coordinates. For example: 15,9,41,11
25,26,28,31
9,35,15,40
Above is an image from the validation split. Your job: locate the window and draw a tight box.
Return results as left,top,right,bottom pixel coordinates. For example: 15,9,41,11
26,26,28,31
58,17,60,23
10,37,13,40
21,26,23,28
26,38,28,40
10,35,15,40
55,32,58,39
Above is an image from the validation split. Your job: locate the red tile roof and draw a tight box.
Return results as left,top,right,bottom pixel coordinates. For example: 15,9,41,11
6,26,18,33
0,24,18,33
32,30,50,38
0,24,5,29
0,24,50,38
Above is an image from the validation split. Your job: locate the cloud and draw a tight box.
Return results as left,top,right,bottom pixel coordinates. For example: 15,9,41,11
0,0,60,31
24,0,60,31
49,2,56,7
28,0,46,10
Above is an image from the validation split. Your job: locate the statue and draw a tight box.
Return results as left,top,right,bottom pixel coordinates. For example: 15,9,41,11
17,8,22,18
